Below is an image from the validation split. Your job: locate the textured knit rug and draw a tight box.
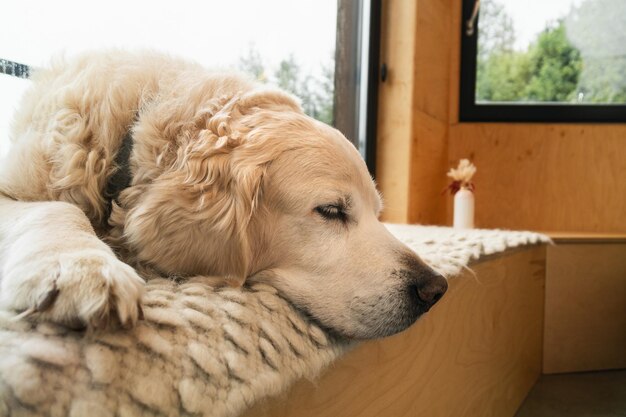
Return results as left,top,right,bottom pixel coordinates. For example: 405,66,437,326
0,225,549,417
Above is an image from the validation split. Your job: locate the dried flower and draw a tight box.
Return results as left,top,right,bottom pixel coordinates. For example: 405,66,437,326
444,159,476,195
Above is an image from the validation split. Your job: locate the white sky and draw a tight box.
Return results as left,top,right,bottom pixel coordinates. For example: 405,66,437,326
0,0,337,157
497,0,583,50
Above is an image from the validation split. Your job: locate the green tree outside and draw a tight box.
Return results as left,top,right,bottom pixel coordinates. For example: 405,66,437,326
238,46,267,82
476,0,623,104
524,22,582,102
237,46,335,126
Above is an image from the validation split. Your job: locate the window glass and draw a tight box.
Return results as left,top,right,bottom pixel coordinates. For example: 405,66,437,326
476,0,626,105
0,0,337,158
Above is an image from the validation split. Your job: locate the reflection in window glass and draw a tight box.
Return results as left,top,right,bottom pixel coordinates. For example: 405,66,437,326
0,0,337,158
476,0,626,104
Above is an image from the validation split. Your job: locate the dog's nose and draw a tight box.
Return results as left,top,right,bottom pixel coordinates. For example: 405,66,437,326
400,252,448,311
415,273,448,310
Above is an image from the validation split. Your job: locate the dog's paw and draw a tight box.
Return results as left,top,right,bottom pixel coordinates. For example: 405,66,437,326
1,250,145,330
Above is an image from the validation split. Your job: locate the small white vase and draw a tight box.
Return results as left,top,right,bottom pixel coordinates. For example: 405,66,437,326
453,188,474,229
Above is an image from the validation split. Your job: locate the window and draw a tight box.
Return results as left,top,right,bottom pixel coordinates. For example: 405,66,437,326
460,0,626,122
335,0,381,175
0,0,380,171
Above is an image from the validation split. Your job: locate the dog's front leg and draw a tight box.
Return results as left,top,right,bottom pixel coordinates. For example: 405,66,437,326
0,195,144,329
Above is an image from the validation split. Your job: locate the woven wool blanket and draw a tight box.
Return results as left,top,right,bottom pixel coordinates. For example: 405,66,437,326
0,225,549,417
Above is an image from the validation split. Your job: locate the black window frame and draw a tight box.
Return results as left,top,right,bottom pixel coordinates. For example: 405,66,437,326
334,0,381,176
459,0,626,123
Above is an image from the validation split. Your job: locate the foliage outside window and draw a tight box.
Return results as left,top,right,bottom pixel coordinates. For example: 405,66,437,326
460,0,626,122
238,48,335,126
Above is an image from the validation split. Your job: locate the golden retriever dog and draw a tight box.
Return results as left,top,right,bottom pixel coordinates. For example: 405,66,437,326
0,51,447,338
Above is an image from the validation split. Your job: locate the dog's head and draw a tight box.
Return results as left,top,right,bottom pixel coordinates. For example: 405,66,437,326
123,88,447,339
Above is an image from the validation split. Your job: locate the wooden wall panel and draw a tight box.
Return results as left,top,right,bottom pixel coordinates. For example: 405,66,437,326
375,0,417,223
377,0,451,224
412,0,453,122
447,124,626,232
405,0,453,225
409,111,448,224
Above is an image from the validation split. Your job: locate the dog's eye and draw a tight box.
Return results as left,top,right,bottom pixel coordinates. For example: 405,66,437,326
315,204,347,222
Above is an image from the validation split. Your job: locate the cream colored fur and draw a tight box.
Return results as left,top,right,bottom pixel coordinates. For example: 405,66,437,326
0,50,444,338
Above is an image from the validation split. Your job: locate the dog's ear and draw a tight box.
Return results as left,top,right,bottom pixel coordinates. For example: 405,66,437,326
122,145,267,284
123,90,301,282
171,88,300,278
